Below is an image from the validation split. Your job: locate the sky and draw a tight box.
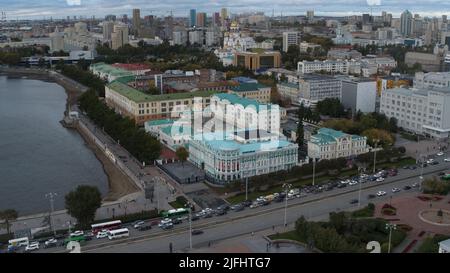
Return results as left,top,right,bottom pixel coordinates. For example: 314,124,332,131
1,0,450,20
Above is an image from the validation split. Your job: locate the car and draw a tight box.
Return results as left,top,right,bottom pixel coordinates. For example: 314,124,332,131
230,204,241,210
392,187,401,193
350,199,359,204
409,165,417,170
348,180,358,186
161,223,174,230
191,230,204,235
367,194,376,199
437,152,444,156
250,202,262,208
96,230,108,239
133,220,145,229
216,204,230,211
234,205,245,212
84,232,94,241
444,158,450,162
172,218,182,224
337,183,347,188
138,224,152,231
191,215,200,221
44,238,58,248
215,209,227,216
25,242,39,252
376,177,385,182
203,212,213,218
377,191,387,197
158,218,172,227
403,185,412,190
426,159,434,164
411,182,419,188
241,200,252,207
70,230,84,237
430,161,439,165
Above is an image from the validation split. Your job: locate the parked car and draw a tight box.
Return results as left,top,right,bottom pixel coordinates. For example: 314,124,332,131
392,187,401,193
161,223,174,230
242,200,252,207
377,191,387,197
337,183,347,188
234,205,245,212
350,199,359,204
172,218,182,224
44,238,58,248
376,177,385,182
215,209,227,216
430,161,439,165
437,152,444,156
411,183,419,188
367,194,376,199
444,158,450,162
403,185,412,190
191,215,200,221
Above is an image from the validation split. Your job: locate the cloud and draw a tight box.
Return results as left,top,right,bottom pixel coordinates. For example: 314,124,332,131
366,0,381,5
66,0,81,6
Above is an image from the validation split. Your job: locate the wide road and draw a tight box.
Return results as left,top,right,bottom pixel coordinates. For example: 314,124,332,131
39,154,450,253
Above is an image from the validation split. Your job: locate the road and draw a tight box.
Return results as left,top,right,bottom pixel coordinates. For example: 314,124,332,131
38,154,450,253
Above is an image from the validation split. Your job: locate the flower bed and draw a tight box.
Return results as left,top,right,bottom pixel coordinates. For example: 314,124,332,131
397,224,413,232
381,203,397,216
418,195,443,202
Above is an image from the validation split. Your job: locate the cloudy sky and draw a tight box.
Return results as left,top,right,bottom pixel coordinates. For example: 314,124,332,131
2,0,450,20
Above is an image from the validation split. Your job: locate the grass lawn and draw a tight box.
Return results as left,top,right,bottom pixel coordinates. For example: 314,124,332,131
169,196,188,209
416,234,450,253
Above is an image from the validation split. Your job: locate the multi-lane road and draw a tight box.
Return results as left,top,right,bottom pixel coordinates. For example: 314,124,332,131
36,153,450,253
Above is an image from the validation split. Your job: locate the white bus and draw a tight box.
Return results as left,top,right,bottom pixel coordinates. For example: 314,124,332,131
107,228,129,240
8,237,29,248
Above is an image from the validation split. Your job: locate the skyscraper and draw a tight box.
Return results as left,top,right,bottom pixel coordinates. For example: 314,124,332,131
306,10,314,21
213,12,220,27
132,9,141,33
103,21,114,41
221,8,228,26
196,12,206,27
400,10,413,37
190,9,197,27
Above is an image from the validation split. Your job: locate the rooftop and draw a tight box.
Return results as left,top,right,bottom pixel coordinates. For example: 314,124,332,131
111,63,151,71
90,62,134,77
145,119,175,127
214,93,271,112
107,81,219,103
310,127,366,145
229,82,269,92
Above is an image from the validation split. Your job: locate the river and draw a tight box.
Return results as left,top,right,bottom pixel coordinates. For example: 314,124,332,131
0,75,108,216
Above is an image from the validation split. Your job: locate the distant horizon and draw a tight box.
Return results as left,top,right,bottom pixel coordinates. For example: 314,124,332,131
2,1,450,21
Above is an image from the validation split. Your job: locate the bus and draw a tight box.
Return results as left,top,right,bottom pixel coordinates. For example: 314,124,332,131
91,220,122,234
160,208,190,219
442,173,450,181
8,237,29,248
107,228,129,240
64,235,85,246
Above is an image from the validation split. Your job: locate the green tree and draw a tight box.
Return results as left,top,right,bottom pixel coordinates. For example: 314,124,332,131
176,146,189,167
65,185,102,228
0,209,18,235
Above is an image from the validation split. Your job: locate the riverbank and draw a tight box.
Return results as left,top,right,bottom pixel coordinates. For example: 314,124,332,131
0,67,139,202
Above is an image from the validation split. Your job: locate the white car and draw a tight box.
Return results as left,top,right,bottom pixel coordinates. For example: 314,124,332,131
444,158,450,162
44,238,57,246
96,230,108,239
392,188,401,193
348,180,358,186
377,191,387,197
426,159,434,164
250,202,262,209
437,152,444,156
133,221,145,229
158,218,172,227
376,177,385,182
70,230,84,237
25,242,39,252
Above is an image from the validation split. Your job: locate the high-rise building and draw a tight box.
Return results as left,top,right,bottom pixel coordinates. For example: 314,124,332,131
132,9,141,33
190,9,197,27
196,12,206,27
221,8,228,22
111,23,129,49
306,10,314,21
400,10,413,37
213,12,220,27
103,21,114,41
282,31,301,52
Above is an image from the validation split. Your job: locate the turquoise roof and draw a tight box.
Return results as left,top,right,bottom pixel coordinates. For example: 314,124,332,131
278,81,299,89
214,93,272,112
310,128,366,146
230,83,269,92
161,125,193,137
146,119,175,127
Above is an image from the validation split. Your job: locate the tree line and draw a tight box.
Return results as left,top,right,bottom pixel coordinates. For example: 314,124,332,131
78,89,161,164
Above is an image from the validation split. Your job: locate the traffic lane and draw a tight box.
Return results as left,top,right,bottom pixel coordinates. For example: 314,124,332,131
85,178,425,253
38,164,445,253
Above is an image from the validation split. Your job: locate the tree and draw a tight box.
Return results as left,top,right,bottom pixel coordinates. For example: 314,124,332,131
296,120,304,146
65,185,102,228
0,209,18,235
176,147,189,167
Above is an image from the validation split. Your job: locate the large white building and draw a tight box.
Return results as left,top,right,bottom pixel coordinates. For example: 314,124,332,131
297,59,361,75
308,128,369,160
339,76,377,113
379,86,450,139
414,72,450,89
282,31,301,52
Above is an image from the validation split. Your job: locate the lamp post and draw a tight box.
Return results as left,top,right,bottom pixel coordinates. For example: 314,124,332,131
372,140,379,174
45,192,57,237
282,183,292,228
419,154,424,192
358,167,365,208
385,223,397,253
188,204,192,250
312,157,316,186
245,177,249,201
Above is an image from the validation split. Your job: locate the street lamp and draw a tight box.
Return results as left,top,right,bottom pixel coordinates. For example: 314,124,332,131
282,183,292,228
419,154,424,192
358,167,366,208
187,203,192,250
312,157,317,186
385,223,397,253
372,140,379,174
245,177,249,201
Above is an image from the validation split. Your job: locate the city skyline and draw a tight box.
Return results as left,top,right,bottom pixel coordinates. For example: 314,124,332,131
3,0,450,20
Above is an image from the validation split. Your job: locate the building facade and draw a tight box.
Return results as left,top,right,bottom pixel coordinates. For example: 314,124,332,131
339,77,377,113
297,60,361,75
298,74,342,107
282,32,301,52
308,128,369,160
228,82,271,103
234,50,281,71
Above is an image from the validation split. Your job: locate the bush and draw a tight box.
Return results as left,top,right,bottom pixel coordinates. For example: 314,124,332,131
422,177,450,195
351,203,375,218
